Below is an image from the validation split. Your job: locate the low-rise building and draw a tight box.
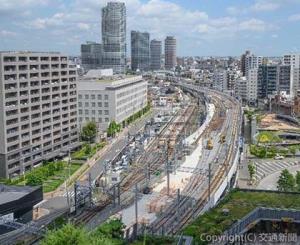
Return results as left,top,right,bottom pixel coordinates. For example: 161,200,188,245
78,75,148,131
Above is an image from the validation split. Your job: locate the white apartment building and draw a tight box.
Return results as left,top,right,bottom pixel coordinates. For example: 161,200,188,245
78,75,147,131
283,54,300,97
247,69,258,103
236,77,247,101
245,54,263,79
0,52,79,178
213,69,227,91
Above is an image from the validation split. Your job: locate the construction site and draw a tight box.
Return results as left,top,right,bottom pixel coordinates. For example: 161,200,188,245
0,81,243,245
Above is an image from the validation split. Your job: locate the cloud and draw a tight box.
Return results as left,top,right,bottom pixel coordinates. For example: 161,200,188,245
227,0,283,15
250,1,280,12
27,13,65,29
0,0,49,13
238,19,268,31
0,30,17,37
0,0,284,55
288,14,300,21
77,23,90,31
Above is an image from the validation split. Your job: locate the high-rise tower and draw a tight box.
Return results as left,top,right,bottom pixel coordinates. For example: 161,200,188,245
102,2,126,74
164,36,176,70
150,39,162,70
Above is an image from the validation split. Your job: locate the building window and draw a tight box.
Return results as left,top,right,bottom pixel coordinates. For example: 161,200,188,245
98,102,102,107
104,94,108,100
92,110,95,115
104,102,108,107
105,118,109,122
98,118,102,123
79,109,82,115
85,94,89,99
78,94,82,99
92,102,96,107
85,117,89,121
91,94,95,100
78,102,82,107
85,109,89,115
105,110,109,115
85,102,89,107
98,110,102,115
97,94,102,100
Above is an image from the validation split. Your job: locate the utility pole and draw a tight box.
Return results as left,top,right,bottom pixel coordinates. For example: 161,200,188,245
88,173,92,207
176,189,180,222
74,181,78,214
135,183,138,225
117,183,121,206
208,162,211,201
113,184,116,207
165,142,170,196
103,160,108,190
145,161,150,187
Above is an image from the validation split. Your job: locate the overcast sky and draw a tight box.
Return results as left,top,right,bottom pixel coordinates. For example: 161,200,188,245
0,0,300,56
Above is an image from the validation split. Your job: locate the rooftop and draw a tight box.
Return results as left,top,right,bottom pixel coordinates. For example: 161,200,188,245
0,184,40,205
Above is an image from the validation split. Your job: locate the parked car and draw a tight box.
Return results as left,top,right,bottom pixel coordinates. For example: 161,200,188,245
274,154,284,160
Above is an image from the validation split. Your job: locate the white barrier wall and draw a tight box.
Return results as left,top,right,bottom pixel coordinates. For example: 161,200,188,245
184,102,215,146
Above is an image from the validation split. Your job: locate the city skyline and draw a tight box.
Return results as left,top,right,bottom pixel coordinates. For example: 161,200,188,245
1,0,300,56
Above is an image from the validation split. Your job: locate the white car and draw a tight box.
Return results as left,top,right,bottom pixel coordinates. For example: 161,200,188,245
274,155,284,160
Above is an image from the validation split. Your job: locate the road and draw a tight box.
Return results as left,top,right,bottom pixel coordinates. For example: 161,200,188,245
41,110,156,211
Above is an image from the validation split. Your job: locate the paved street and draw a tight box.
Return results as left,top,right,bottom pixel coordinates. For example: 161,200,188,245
41,110,156,211
237,156,300,189
253,158,300,182
257,164,300,190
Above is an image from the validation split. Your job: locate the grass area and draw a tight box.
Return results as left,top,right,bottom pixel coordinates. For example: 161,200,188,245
131,235,174,245
250,144,300,158
42,163,81,193
257,131,282,144
183,190,300,245
0,161,82,193
71,142,106,160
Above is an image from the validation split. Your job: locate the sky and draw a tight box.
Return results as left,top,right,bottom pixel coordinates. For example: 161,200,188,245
0,0,300,56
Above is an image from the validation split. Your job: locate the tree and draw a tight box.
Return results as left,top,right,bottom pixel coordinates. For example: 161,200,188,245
81,121,97,142
47,163,56,176
41,223,87,245
289,146,297,156
42,221,125,245
84,144,92,155
296,171,300,191
93,219,125,240
107,121,121,137
248,163,256,182
26,173,43,186
277,169,296,192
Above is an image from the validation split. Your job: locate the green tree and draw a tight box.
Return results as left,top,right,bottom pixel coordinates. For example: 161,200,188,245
107,121,121,137
81,121,97,142
26,173,43,186
84,144,92,155
296,171,300,191
277,169,296,192
93,219,125,239
289,146,297,156
42,220,125,245
41,223,87,245
47,163,56,176
248,163,256,181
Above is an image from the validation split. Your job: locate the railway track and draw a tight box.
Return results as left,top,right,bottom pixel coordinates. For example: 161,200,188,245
148,87,241,235
120,103,196,192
